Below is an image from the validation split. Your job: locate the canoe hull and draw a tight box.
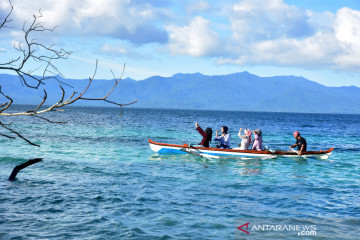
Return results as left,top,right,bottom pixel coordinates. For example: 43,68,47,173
272,150,333,159
149,139,276,159
149,141,187,154
148,139,333,159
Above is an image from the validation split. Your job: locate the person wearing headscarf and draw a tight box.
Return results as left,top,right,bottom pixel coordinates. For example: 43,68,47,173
195,122,212,147
214,126,231,149
289,131,307,156
252,129,263,151
238,128,252,150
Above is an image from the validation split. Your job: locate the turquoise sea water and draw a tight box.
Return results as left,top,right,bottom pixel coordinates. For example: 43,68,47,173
1,107,359,239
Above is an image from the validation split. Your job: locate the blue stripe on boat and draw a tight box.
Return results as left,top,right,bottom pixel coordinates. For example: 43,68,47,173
158,148,186,154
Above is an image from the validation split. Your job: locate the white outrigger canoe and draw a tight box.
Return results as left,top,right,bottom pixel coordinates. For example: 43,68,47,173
148,139,334,159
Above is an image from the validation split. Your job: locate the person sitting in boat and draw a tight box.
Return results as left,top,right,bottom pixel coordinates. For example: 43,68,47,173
238,128,252,150
214,126,231,149
252,129,263,151
195,122,213,147
289,131,307,156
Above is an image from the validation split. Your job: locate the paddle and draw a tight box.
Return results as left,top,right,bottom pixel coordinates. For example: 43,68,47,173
264,146,275,153
180,143,203,157
180,148,203,157
290,148,307,159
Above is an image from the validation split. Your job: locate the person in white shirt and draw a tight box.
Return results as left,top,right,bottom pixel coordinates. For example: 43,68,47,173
238,128,252,150
214,126,231,149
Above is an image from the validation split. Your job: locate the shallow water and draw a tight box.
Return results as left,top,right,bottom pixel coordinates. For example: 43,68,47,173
1,107,359,239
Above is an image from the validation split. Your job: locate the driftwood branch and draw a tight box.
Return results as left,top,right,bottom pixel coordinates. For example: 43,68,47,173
8,158,43,181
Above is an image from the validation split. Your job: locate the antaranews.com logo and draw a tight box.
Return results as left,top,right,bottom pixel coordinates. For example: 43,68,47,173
238,222,317,236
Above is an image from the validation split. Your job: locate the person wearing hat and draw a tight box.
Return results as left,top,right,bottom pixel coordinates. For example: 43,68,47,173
252,129,263,151
289,131,307,156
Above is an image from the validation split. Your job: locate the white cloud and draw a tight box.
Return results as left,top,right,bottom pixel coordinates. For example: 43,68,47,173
2,0,144,30
333,7,360,70
217,0,360,72
166,16,219,57
250,32,340,66
1,0,169,44
101,44,128,54
335,7,360,45
230,0,312,41
186,0,210,14
2,0,360,73
0,0,74,27
72,0,135,32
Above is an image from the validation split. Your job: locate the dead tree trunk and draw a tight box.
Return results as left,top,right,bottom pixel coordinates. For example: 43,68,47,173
8,158,42,181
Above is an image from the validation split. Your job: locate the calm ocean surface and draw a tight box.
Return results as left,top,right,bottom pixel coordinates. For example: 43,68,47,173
1,106,359,239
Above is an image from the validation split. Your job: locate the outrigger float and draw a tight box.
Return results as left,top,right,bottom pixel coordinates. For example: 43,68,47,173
148,139,334,160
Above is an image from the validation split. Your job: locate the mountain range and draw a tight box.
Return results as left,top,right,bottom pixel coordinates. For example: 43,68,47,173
0,72,359,114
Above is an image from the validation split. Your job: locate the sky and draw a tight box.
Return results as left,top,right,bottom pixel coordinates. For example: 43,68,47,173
1,0,360,87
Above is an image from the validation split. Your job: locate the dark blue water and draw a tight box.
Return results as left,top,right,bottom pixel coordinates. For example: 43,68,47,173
1,107,359,239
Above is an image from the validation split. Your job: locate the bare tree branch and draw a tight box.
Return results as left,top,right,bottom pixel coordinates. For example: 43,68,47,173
31,115,67,124
0,132,16,139
0,0,13,30
0,5,72,89
0,86,14,113
0,1,137,147
0,121,40,147
28,90,47,113
0,61,137,118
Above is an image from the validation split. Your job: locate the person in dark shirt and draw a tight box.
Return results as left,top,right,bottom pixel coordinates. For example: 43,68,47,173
289,131,307,156
195,122,213,147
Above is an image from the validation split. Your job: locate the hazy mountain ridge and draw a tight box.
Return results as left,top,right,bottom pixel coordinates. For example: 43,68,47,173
0,72,359,114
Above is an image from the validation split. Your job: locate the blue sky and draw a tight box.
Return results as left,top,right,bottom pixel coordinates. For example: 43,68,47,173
1,0,360,86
